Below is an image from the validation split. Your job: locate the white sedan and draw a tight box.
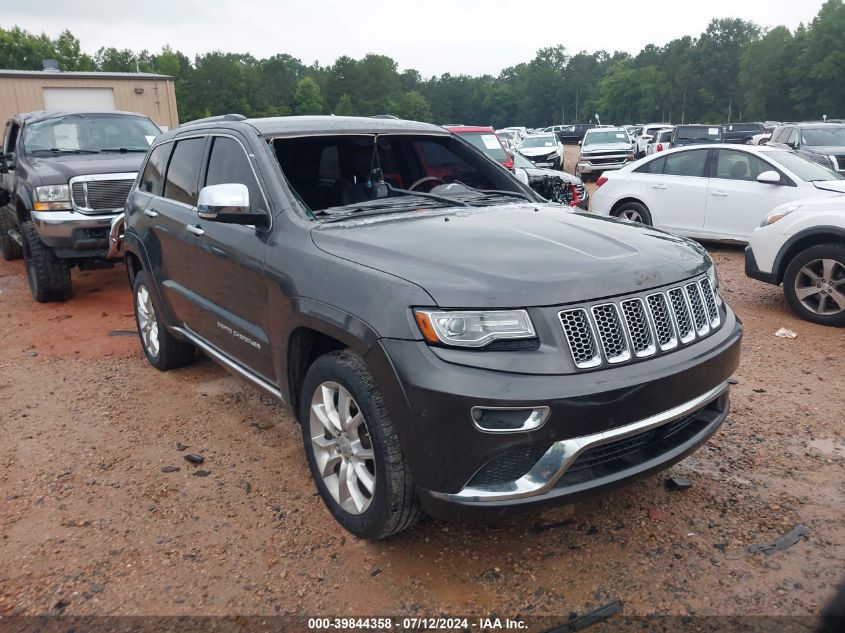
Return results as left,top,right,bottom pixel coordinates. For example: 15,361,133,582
589,144,845,242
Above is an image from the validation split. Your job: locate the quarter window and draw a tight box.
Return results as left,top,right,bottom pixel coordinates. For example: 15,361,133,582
139,143,171,195
715,150,772,181
164,137,205,206
204,136,264,211
663,150,709,177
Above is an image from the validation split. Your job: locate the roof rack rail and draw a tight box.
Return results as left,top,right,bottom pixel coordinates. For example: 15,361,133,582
179,113,247,127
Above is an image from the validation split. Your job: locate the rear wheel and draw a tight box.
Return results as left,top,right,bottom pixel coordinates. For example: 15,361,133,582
613,201,653,226
132,270,195,369
0,213,23,261
783,244,845,327
20,221,72,302
300,350,423,539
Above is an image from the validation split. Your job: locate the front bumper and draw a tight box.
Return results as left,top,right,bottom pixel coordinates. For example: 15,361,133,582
368,308,742,515
744,245,778,284
31,209,121,259
576,157,632,174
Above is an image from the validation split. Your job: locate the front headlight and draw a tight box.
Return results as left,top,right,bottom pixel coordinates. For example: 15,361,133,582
762,203,801,227
34,184,71,211
706,263,723,307
414,309,536,348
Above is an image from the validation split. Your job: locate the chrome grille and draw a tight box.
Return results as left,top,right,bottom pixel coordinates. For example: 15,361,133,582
685,283,710,336
646,293,678,351
559,308,601,369
620,298,656,358
559,275,721,370
699,279,720,327
667,287,695,344
591,304,630,363
70,175,135,213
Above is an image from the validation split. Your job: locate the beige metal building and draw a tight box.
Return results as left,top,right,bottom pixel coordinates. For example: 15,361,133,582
0,70,179,129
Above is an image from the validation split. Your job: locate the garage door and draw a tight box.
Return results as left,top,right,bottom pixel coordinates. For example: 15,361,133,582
42,87,116,111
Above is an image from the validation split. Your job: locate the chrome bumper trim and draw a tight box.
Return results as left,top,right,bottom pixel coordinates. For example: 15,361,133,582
430,380,729,503
107,212,125,259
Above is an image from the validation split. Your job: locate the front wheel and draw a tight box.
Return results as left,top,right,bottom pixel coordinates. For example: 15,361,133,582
613,201,653,226
783,244,845,327
300,350,423,539
20,221,72,302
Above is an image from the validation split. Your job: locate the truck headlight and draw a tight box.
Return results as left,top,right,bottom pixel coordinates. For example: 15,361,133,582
34,184,70,211
414,309,536,348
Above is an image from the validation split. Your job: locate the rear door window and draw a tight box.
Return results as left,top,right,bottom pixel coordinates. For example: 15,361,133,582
164,137,206,206
663,149,709,177
139,143,171,195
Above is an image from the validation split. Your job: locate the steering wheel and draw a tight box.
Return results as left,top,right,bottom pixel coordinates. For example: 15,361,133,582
408,176,444,191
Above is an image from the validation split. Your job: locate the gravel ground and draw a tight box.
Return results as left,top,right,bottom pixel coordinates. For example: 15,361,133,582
0,173,843,628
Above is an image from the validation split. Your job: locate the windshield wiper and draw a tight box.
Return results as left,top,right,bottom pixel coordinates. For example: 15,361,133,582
383,183,471,207
99,148,148,153
31,148,98,154
445,181,533,202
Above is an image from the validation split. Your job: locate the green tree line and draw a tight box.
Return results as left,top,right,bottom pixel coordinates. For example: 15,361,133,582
1,0,843,126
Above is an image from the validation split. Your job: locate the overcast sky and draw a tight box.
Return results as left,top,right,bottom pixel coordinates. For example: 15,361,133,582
2,0,826,76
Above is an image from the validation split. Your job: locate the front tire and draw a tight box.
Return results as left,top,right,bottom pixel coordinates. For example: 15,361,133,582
300,350,423,539
783,244,845,327
613,201,653,226
132,270,195,369
0,213,23,261
20,221,72,302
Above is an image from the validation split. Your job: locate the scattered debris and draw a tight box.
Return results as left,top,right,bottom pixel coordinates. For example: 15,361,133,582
25,351,38,357
775,327,798,339
728,377,740,385
369,568,382,577
108,330,137,337
546,599,623,632
175,442,189,451
160,465,180,473
89,583,103,594
713,543,727,553
665,477,693,491
239,479,252,494
648,507,668,522
747,524,809,556
532,519,576,534
192,470,211,477
249,420,276,430
184,454,204,464
586,526,598,535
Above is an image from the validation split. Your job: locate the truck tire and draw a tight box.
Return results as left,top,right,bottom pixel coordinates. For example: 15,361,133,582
132,269,195,370
20,221,72,302
0,213,23,260
783,244,845,327
300,350,423,539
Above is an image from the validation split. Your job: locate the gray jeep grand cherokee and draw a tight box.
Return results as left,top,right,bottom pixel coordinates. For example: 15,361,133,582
121,114,742,539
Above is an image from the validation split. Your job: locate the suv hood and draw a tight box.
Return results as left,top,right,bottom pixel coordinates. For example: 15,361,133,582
311,204,710,307
804,145,845,155
25,153,145,185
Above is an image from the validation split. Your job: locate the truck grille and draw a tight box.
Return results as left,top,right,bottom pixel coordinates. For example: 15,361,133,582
559,277,721,370
70,177,135,213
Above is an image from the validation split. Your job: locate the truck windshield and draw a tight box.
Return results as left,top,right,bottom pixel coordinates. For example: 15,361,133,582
584,131,630,145
272,133,531,216
23,113,161,154
802,128,845,147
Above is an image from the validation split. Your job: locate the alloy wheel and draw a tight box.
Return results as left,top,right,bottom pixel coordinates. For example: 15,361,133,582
794,258,845,316
619,209,643,222
136,284,160,357
309,381,376,515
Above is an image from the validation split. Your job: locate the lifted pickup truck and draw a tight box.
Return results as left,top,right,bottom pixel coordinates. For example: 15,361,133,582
0,110,161,301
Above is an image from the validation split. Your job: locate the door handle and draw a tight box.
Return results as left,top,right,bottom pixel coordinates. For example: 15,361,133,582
651,184,667,190
186,224,205,236
144,208,159,218
711,191,728,197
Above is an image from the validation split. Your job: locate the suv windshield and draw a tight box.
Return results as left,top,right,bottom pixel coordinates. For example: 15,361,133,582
676,126,721,141
583,131,630,145
801,127,845,147
272,133,530,216
456,131,508,161
761,150,844,181
521,136,557,148
23,113,160,153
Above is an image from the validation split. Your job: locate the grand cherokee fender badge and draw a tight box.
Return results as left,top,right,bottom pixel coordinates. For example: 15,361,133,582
216,321,262,349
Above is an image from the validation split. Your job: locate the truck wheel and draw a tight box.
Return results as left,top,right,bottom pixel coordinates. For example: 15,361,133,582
132,270,195,369
20,221,72,302
300,350,423,539
783,244,845,327
0,213,23,260
613,202,653,226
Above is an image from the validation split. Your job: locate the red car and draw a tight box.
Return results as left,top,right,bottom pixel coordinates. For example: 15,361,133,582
445,125,514,170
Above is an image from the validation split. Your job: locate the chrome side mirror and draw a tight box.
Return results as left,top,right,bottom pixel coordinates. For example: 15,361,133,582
197,183,268,227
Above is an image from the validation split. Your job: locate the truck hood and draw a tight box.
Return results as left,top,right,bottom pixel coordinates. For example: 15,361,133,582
25,153,145,185
581,143,632,153
311,203,710,307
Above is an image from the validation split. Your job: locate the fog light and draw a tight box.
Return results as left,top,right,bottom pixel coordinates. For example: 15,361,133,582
471,406,550,433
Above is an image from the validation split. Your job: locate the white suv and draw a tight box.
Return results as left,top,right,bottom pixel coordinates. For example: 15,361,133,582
746,195,845,326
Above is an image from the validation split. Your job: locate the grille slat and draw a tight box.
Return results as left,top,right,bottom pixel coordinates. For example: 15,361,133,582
71,178,133,213
559,276,720,370
591,304,631,363
559,309,602,369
